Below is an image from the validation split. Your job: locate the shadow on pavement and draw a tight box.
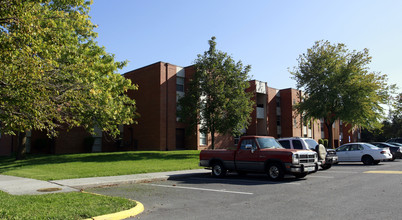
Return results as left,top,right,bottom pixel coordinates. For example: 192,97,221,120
167,172,306,186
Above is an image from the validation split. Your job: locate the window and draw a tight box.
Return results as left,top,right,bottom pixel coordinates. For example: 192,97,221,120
240,139,256,150
336,145,349,152
199,132,207,145
257,138,283,149
276,96,281,107
176,76,184,92
292,140,303,149
276,116,281,126
350,144,359,151
278,140,290,149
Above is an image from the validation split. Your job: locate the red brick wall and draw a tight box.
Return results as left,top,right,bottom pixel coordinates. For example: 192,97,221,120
267,87,278,137
53,127,89,154
279,89,294,137
0,134,15,156
124,62,163,150
161,63,178,151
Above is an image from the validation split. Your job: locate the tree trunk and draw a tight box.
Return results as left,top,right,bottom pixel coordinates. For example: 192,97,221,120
210,130,215,149
325,122,334,149
16,131,27,160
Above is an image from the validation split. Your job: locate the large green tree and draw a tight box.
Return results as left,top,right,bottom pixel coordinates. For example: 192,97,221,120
0,0,137,159
383,93,402,138
178,37,254,149
290,40,393,147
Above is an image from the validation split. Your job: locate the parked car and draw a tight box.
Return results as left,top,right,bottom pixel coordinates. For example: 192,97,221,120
199,136,318,180
386,138,402,144
277,137,338,170
388,142,402,147
335,143,392,165
371,142,402,161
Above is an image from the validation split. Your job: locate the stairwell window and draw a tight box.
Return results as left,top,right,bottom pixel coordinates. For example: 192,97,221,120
200,132,207,145
176,76,185,92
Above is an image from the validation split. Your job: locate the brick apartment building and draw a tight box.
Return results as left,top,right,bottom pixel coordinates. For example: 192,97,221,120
0,61,360,155
123,62,234,151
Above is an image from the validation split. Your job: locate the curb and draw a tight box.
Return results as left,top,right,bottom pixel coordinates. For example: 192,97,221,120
83,191,144,220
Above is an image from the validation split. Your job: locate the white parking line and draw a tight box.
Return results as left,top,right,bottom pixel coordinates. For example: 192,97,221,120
148,184,254,195
308,175,334,178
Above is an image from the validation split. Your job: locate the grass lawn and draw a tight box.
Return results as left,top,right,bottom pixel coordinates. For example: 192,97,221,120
0,150,200,219
0,191,137,220
0,150,201,180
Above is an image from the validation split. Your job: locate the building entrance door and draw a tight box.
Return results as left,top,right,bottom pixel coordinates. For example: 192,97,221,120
176,129,185,149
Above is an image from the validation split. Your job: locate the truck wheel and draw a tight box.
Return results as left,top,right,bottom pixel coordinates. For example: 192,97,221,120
321,164,332,170
211,162,226,178
294,173,307,178
362,155,374,165
266,163,284,181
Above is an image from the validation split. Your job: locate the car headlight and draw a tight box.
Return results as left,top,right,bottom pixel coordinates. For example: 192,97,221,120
292,153,299,165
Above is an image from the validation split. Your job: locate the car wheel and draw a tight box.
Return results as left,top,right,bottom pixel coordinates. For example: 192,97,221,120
362,155,374,165
373,160,380,165
267,163,285,181
294,173,307,178
211,162,226,178
321,164,332,170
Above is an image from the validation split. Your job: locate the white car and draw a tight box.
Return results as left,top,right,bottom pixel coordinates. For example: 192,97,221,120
335,143,392,165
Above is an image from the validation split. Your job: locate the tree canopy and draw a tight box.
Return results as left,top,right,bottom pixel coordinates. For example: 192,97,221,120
178,37,254,149
290,40,394,147
0,0,138,158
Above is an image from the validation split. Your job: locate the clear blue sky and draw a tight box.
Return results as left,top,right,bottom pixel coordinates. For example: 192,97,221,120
89,0,401,92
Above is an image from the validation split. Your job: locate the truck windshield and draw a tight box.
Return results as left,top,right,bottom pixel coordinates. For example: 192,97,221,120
257,138,284,149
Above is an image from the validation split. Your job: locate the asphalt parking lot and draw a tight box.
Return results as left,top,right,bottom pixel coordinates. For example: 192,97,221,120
88,161,402,220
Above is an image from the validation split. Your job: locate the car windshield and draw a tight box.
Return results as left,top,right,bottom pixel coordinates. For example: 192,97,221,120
304,139,318,149
363,143,380,150
257,138,284,149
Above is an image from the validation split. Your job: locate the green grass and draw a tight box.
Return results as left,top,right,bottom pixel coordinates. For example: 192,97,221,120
0,191,137,220
0,151,200,219
0,150,201,180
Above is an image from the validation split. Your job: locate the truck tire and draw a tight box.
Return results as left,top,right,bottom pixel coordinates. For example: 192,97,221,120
211,162,226,178
321,164,332,170
266,163,285,181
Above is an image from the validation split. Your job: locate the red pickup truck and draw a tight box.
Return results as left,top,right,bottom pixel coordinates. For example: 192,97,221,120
199,136,318,180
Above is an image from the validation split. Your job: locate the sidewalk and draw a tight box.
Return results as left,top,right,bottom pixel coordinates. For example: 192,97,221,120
0,169,210,195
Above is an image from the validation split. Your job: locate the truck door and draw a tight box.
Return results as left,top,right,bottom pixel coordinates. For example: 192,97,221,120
235,139,264,172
